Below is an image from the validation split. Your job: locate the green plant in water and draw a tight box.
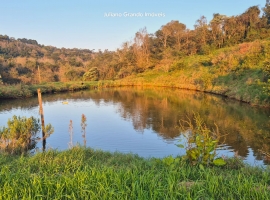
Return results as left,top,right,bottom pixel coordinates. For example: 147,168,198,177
178,113,226,166
0,115,54,154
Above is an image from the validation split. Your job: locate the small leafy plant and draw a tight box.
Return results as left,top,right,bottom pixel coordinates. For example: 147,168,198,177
178,113,226,166
162,156,180,169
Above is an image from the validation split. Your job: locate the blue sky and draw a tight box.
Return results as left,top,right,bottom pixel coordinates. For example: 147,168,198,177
0,0,267,51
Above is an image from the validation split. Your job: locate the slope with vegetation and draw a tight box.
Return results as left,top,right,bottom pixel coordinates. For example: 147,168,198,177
0,3,270,105
116,40,270,106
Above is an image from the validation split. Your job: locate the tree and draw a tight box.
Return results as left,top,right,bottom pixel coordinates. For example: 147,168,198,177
169,21,186,50
194,16,209,54
263,0,270,24
160,23,172,48
223,16,244,45
159,20,186,50
182,29,197,55
65,69,80,81
83,67,99,81
241,6,261,40
209,13,227,48
133,27,150,72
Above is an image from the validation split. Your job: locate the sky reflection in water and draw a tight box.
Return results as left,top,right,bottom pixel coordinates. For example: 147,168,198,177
0,87,269,166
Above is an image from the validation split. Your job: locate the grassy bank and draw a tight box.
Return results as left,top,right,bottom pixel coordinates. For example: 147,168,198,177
0,81,121,99
0,147,269,199
0,77,269,107
113,70,269,107
0,76,269,107
0,81,98,99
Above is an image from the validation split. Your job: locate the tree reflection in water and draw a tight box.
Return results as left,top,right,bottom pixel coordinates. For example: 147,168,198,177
0,87,269,164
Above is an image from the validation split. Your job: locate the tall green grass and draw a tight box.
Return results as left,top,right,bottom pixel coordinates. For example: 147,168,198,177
0,147,269,199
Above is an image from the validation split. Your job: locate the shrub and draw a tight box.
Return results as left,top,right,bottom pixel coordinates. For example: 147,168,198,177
0,116,53,154
178,113,226,166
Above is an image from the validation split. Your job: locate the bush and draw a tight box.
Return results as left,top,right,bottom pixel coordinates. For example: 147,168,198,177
178,113,226,166
0,116,53,154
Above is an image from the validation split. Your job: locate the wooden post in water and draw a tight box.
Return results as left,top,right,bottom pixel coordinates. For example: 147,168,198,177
37,89,46,151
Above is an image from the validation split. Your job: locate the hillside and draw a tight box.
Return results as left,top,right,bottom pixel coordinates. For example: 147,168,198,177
116,40,270,106
0,3,270,105
0,36,93,83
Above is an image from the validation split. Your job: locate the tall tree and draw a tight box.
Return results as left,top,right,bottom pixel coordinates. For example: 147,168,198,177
169,21,186,50
160,23,172,48
194,16,209,54
210,13,227,48
133,27,150,72
263,0,270,24
241,6,261,40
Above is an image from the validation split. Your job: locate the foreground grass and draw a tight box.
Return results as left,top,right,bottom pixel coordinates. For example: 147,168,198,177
0,147,269,199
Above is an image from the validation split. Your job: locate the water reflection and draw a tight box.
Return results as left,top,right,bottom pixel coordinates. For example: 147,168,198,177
0,87,269,165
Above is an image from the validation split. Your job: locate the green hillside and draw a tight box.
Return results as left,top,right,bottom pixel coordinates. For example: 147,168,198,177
116,40,270,106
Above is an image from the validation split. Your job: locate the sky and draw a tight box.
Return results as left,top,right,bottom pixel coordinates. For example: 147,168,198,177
0,0,267,51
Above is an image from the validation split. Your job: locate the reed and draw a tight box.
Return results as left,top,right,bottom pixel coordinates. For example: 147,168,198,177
68,120,74,148
81,114,87,147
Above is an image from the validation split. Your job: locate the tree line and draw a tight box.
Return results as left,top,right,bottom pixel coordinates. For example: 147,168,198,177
0,3,270,84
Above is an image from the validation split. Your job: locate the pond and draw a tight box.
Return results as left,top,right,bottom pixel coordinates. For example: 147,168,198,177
0,87,269,165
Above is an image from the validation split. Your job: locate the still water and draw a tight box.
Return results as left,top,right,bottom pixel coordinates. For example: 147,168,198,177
0,87,269,165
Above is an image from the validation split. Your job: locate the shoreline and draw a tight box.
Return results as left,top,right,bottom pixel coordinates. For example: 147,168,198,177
0,80,269,108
